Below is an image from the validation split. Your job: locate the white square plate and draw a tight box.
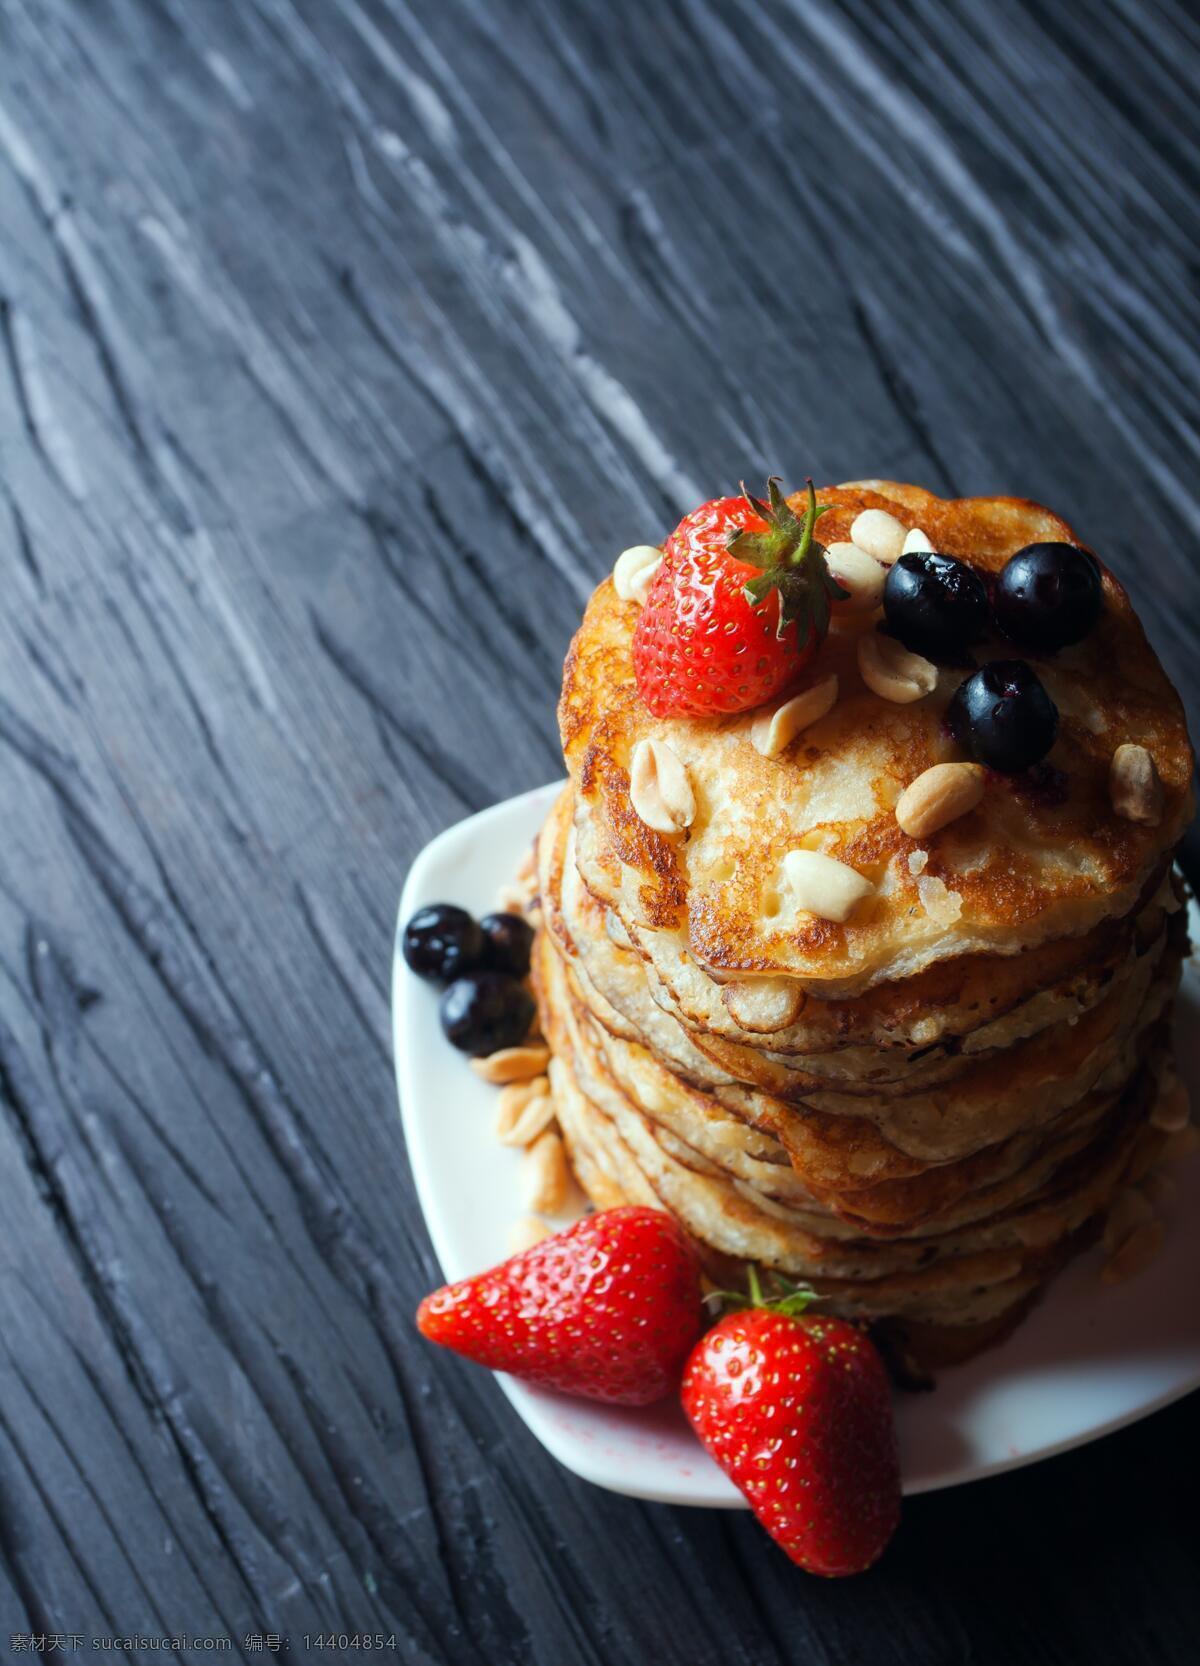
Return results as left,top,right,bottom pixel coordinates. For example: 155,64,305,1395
394,782,1200,1503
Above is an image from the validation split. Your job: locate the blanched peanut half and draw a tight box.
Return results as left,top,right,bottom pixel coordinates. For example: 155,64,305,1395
750,674,838,757
780,849,874,924
1141,1169,1177,1212
824,543,886,611
1150,1074,1191,1133
1102,1214,1165,1285
630,738,695,833
723,976,805,1033
495,1077,554,1146
850,508,907,564
508,1216,552,1254
1163,1124,1200,1164
902,526,933,555
613,543,663,604
470,1044,550,1084
857,630,938,703
895,762,985,839
522,1130,570,1214
1109,743,1164,826
1102,1185,1153,1255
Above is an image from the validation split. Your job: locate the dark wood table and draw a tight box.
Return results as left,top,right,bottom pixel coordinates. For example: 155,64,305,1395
1,0,1197,1658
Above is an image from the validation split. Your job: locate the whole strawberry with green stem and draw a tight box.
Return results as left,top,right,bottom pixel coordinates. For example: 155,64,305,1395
417,1207,703,1406
633,478,847,718
682,1269,901,1576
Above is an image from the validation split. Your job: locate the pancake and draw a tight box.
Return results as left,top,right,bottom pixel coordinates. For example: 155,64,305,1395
572,957,1129,1231
571,784,1179,1053
543,785,1184,1166
561,485,1192,997
560,794,1178,1093
549,915,1172,1235
538,927,1167,1328
708,938,1177,1166
540,787,739,1089
570,806,1173,1092
685,915,1173,1105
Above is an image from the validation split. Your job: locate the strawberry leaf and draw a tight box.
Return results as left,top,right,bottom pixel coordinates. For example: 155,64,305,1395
728,478,848,641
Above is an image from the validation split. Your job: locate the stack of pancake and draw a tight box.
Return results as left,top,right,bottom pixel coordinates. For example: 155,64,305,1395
533,482,1194,1368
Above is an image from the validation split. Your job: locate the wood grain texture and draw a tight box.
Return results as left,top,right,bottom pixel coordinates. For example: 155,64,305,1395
0,0,1197,1658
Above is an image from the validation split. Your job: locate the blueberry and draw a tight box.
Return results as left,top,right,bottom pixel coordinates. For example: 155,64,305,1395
882,552,989,663
993,543,1102,652
480,911,535,978
402,904,484,984
947,660,1059,775
439,972,536,1056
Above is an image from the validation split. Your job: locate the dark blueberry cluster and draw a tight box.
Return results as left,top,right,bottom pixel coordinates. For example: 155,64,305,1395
882,540,1103,775
403,902,535,1055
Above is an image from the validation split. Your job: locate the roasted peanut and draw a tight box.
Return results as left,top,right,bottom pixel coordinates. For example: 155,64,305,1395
895,762,985,839
470,1044,551,1084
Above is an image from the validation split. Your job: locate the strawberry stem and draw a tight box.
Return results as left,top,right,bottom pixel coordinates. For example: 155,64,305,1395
704,1265,817,1320
794,479,819,567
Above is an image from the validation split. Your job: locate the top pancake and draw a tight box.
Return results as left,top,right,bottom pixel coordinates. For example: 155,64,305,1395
560,482,1193,994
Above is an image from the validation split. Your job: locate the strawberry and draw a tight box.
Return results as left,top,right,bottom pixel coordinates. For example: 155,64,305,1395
416,1206,703,1406
681,1273,900,1576
632,479,846,718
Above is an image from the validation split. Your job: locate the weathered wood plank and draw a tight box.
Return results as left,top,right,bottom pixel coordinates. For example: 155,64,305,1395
0,0,1196,1659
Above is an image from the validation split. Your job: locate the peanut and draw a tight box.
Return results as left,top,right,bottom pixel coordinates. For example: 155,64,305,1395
896,762,985,839
1109,743,1164,826
857,630,938,703
470,1044,550,1084
508,1216,553,1254
495,1076,553,1145
613,544,663,604
1102,1185,1153,1254
629,738,695,834
780,849,874,924
1150,1074,1191,1133
750,674,838,758
824,542,886,611
850,508,907,564
723,977,805,1032
1162,1124,1199,1164
1141,1170,1177,1212
1102,1218,1165,1284
523,1130,570,1214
